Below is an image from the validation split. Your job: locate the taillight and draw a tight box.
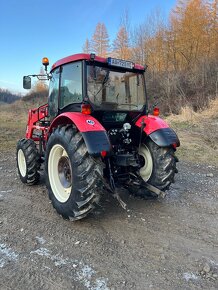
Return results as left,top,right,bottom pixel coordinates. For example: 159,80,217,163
101,150,107,158
153,107,160,116
172,143,177,149
81,104,92,115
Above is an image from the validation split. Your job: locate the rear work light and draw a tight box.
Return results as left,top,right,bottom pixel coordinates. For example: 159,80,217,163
81,104,92,115
153,107,160,116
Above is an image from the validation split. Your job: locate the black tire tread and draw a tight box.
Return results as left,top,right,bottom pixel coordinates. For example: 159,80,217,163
128,139,178,198
16,138,40,185
148,141,177,190
45,125,102,221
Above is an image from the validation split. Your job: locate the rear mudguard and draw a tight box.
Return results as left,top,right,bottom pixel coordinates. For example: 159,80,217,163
135,115,180,147
49,112,112,156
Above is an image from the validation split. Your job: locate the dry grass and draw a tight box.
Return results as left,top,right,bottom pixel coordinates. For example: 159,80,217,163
201,98,218,119
166,98,218,165
167,98,218,123
0,100,40,153
167,106,199,124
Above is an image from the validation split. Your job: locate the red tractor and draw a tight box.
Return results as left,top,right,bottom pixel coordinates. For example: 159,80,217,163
17,53,180,220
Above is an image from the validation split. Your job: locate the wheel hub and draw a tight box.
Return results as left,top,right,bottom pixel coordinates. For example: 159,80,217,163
139,155,146,168
48,144,72,203
58,156,72,188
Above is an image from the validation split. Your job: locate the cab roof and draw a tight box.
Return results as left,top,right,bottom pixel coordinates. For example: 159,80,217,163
51,53,145,71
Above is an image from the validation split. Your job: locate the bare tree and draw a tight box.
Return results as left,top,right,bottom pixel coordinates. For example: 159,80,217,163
113,26,131,59
82,38,91,54
32,67,48,93
91,23,110,57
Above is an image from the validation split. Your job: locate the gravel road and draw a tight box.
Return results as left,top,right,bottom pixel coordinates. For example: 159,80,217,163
0,152,217,290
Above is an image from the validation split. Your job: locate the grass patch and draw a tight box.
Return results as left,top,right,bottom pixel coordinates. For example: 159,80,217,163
166,98,218,165
0,101,36,153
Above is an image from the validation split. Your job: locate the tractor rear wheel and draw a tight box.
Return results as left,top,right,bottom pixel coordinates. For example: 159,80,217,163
45,125,102,220
128,139,178,198
16,138,40,185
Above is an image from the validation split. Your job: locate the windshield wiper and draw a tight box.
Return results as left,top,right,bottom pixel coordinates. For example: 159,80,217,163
93,70,110,99
118,103,139,107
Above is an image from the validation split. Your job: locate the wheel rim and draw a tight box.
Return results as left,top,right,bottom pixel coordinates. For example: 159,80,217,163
138,144,153,182
18,149,27,177
48,144,72,203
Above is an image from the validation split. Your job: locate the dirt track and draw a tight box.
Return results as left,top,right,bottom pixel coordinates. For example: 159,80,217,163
0,152,218,290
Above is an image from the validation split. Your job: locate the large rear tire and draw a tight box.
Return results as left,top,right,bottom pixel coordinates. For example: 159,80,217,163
45,125,102,220
128,139,178,198
16,138,40,185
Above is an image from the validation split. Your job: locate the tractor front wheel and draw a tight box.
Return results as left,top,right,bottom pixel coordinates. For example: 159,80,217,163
16,138,40,185
45,125,102,220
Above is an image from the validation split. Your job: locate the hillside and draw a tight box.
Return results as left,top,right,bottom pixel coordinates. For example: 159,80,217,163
0,89,21,104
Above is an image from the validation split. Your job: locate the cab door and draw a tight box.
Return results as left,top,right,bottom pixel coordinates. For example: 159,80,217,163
48,67,60,120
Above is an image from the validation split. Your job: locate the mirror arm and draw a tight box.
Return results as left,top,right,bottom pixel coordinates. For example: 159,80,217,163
27,73,51,80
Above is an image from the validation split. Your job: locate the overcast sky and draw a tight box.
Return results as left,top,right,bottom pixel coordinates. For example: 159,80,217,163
0,0,177,94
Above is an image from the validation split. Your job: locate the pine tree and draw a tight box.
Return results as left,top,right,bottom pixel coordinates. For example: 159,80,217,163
91,23,110,57
113,26,130,60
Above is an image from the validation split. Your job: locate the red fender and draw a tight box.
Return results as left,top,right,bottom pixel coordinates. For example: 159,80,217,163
48,113,112,156
49,112,106,133
135,115,180,147
135,115,169,135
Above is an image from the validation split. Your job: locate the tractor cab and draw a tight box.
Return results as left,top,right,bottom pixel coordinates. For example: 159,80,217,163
47,54,147,124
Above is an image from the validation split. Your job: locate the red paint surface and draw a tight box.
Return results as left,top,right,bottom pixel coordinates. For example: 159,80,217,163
134,63,145,70
49,112,106,133
26,104,49,139
51,53,145,71
135,115,169,135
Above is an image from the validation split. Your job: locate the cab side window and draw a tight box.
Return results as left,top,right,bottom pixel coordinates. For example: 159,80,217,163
60,62,82,108
48,68,60,119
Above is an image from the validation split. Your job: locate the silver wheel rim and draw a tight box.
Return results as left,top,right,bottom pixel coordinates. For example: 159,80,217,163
18,149,27,177
48,144,72,203
139,144,153,182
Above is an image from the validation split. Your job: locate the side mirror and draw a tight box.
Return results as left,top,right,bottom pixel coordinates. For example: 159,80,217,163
23,76,31,89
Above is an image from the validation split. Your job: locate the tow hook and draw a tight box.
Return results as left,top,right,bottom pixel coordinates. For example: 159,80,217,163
95,159,127,210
